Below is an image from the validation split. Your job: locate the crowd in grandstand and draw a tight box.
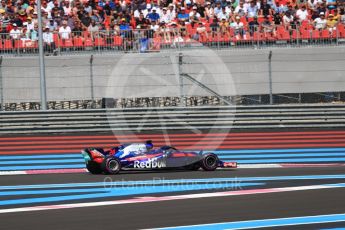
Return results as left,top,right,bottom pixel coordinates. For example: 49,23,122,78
1,0,345,51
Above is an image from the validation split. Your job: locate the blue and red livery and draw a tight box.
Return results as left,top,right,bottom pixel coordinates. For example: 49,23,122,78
81,141,237,174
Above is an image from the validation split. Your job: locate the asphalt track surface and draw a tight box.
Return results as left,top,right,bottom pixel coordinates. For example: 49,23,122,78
1,167,345,230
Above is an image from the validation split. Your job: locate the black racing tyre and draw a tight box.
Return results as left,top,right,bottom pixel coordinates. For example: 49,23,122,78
201,153,219,171
184,163,201,171
86,161,102,174
101,157,121,175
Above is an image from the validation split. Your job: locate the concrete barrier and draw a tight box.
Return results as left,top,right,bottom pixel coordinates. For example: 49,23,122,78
1,104,345,134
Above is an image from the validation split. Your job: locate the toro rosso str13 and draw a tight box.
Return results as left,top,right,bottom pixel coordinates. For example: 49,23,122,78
81,141,237,174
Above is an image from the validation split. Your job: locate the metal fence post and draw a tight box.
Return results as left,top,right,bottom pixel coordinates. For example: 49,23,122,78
37,0,47,110
90,55,95,108
178,53,185,106
0,56,3,111
268,50,273,104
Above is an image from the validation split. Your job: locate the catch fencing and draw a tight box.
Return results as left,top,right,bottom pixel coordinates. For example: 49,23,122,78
0,46,345,110
1,23,345,56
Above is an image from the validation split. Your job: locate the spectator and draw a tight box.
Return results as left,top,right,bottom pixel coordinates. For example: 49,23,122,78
286,2,296,15
12,12,24,28
332,9,340,22
62,0,72,16
204,2,215,19
91,9,103,24
88,20,99,39
235,1,248,16
326,0,337,10
326,13,337,32
311,8,320,20
80,10,92,28
119,18,131,39
41,1,52,19
314,11,327,29
260,0,273,17
30,24,38,41
190,6,201,22
0,1,6,11
247,0,259,18
9,23,21,40
283,11,294,29
307,0,318,11
160,7,172,24
231,15,247,39
177,7,189,21
51,1,64,19
167,4,176,21
147,7,160,22
84,1,93,14
193,21,208,40
296,5,309,22
47,19,58,31
43,26,56,53
134,8,142,19
59,20,71,39
210,17,220,36
248,16,260,35
261,15,276,36
340,8,345,24
150,20,160,32
214,2,223,16
23,17,35,31
72,21,83,37
217,6,231,20
219,16,230,36
273,12,282,25
318,3,327,15
196,3,206,18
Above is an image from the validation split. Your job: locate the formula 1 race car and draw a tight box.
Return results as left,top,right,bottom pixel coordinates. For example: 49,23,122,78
81,141,237,174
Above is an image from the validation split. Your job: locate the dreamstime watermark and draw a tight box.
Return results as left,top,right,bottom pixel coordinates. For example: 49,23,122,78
102,176,243,192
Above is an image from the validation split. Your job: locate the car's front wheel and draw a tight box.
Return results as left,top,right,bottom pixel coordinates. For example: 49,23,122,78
201,153,219,171
101,157,121,174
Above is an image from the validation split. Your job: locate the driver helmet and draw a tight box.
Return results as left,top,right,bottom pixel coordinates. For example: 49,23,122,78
145,140,153,151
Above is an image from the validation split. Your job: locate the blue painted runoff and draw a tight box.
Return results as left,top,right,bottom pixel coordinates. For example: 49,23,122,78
156,213,345,230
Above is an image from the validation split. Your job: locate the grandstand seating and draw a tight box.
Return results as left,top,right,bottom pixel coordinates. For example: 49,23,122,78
1,0,344,53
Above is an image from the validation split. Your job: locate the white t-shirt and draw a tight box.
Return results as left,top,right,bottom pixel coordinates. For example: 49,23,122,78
234,5,247,14
150,24,160,32
43,32,54,43
283,15,294,24
231,21,244,30
63,6,72,15
167,9,176,20
134,9,141,18
189,11,201,19
59,26,71,39
160,12,171,23
296,9,308,21
10,29,21,39
24,21,35,31
314,17,327,29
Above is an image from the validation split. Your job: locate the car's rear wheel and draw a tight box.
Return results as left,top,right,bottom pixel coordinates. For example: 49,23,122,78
86,161,102,174
101,157,121,174
201,153,219,171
